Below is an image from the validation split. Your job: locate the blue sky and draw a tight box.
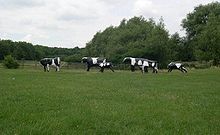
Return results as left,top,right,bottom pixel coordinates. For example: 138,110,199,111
0,0,215,48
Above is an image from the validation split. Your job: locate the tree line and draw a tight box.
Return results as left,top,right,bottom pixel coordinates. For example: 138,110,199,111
0,2,219,68
0,40,85,62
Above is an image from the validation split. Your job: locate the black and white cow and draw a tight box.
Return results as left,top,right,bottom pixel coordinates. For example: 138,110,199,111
167,62,187,73
40,57,60,72
123,57,158,73
82,57,114,72
99,59,114,72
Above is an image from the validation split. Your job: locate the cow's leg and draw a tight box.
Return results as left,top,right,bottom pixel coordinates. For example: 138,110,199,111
56,66,60,72
178,68,184,73
47,64,50,72
100,67,104,72
153,67,157,73
110,66,114,72
44,66,46,72
153,68,157,73
182,67,187,73
144,67,148,73
168,68,172,72
131,65,135,72
87,65,90,71
141,66,145,74
152,67,158,73
152,68,155,73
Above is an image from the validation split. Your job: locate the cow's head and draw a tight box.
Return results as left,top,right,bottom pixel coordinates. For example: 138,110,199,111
123,57,131,63
167,62,175,68
82,57,88,63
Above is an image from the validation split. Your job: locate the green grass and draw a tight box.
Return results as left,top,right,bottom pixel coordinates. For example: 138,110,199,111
0,68,219,134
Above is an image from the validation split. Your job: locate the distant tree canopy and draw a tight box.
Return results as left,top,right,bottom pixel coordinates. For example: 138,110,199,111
0,2,219,67
85,2,220,66
85,17,171,67
182,2,220,65
0,40,85,62
84,16,193,67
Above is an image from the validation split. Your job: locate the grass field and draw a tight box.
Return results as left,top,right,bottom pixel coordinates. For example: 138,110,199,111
0,68,219,134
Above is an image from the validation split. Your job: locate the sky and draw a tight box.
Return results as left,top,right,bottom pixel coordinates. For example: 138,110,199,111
0,0,216,48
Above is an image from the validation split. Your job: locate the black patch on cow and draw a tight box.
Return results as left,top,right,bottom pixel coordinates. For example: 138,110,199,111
40,57,60,72
82,57,114,72
123,57,158,73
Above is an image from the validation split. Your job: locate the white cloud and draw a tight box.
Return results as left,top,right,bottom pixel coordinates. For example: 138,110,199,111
0,0,45,9
0,0,216,48
21,34,32,42
132,0,158,17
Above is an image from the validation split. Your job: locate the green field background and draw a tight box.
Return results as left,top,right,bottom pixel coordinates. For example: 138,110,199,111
0,68,219,134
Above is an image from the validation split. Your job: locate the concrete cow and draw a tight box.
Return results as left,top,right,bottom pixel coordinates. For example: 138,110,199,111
123,57,158,73
82,57,114,72
40,57,60,72
99,59,114,72
167,62,187,73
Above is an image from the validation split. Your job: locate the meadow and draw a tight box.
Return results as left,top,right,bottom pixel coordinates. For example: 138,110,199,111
0,68,219,134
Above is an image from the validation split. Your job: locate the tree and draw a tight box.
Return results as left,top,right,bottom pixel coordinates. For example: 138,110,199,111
0,40,85,62
182,2,220,65
3,55,19,69
85,16,170,67
195,14,220,65
0,40,14,60
168,33,182,61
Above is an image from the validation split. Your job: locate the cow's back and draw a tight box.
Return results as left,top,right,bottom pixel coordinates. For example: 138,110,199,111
97,57,105,64
40,58,52,66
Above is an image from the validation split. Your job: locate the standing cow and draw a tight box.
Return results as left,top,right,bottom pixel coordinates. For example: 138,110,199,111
40,57,60,72
167,62,187,73
82,57,114,72
123,57,158,73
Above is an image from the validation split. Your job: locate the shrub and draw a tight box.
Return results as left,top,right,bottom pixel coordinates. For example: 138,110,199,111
3,55,19,69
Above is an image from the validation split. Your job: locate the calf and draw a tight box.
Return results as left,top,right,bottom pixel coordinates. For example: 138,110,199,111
167,62,187,73
40,57,60,72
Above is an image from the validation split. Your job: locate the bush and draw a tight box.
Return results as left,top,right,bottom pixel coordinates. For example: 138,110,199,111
3,55,19,69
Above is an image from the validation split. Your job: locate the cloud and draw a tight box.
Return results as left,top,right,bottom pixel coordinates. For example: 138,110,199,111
0,0,216,48
57,11,99,22
0,0,45,9
21,34,32,42
132,0,158,17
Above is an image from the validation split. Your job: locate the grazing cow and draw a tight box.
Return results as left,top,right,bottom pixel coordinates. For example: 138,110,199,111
123,57,158,73
82,57,114,72
40,57,60,72
167,62,187,73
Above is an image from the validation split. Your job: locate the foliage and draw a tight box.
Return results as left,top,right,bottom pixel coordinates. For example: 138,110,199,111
3,55,19,69
0,40,85,62
182,2,220,65
0,2,219,66
85,16,170,67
